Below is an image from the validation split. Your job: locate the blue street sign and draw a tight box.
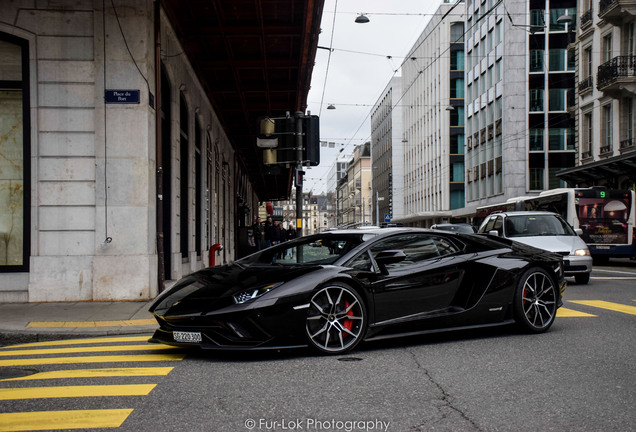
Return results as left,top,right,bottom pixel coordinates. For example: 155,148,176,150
384,214,391,223
105,89,140,104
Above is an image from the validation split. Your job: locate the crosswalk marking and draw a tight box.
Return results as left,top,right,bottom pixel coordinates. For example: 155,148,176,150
0,344,176,357
0,384,156,401
0,409,133,431
2,367,174,381
568,300,636,316
0,336,151,349
0,337,183,432
0,353,186,367
557,308,596,317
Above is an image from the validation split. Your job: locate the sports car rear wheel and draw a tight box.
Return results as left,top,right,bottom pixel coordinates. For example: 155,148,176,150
306,283,366,354
514,267,557,333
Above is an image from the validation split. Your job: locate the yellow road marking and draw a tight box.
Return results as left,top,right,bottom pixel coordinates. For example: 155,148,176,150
0,344,175,357
557,308,596,317
0,409,133,431
0,336,151,349
0,353,185,367
2,367,174,381
0,384,156,401
27,318,156,328
568,300,636,315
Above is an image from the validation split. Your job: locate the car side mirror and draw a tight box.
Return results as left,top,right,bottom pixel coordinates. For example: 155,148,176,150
575,228,583,236
488,230,499,237
374,250,406,275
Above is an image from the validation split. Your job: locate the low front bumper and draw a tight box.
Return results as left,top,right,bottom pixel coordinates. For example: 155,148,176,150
148,300,309,350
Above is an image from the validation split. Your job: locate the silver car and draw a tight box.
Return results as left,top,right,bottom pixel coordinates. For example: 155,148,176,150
478,211,592,284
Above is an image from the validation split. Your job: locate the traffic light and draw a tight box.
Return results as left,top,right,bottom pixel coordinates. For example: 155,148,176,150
304,115,320,167
257,114,320,166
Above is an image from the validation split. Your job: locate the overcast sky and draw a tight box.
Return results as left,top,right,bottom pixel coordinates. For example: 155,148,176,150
303,0,444,194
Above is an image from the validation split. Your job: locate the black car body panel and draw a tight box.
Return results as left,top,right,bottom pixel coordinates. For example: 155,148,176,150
148,228,566,352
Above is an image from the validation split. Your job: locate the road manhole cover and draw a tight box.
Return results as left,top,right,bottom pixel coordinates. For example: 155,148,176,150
0,368,38,379
337,357,363,362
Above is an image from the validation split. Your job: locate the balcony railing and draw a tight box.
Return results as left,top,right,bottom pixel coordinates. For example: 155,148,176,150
579,76,594,93
620,138,634,149
599,0,617,16
597,55,636,90
581,8,593,27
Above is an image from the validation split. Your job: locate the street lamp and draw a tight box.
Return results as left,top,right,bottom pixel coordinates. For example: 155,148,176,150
355,13,370,24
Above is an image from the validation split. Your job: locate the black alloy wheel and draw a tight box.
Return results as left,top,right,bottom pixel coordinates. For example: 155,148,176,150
514,267,558,333
305,283,366,354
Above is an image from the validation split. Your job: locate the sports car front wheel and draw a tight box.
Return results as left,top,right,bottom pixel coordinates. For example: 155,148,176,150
305,283,367,354
514,267,558,333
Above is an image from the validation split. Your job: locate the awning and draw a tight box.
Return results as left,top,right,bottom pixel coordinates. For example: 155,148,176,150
556,152,636,186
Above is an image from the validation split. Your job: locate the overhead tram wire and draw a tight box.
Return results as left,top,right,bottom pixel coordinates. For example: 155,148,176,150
318,0,339,117
333,0,505,159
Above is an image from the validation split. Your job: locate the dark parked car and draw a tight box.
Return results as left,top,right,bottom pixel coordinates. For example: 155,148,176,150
149,228,566,354
430,223,476,233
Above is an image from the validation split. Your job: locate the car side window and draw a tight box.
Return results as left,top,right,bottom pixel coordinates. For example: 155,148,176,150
492,216,503,236
368,234,455,271
483,216,496,233
349,250,374,271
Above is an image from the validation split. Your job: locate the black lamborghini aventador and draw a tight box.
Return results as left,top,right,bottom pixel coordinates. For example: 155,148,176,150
149,227,566,354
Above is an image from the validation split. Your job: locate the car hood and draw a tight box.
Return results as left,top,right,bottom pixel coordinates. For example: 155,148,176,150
149,263,322,315
510,235,586,254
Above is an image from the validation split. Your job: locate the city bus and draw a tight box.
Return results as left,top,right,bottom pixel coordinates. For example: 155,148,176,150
475,188,636,262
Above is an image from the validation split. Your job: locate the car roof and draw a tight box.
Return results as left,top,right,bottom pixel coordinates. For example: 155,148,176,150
489,211,559,217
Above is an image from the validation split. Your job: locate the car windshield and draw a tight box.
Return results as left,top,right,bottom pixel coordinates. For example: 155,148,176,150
505,215,576,237
237,234,369,266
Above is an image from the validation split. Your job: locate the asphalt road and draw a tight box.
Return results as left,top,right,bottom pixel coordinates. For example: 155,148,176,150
1,261,634,432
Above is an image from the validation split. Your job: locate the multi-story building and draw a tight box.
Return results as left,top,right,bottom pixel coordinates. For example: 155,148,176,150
464,0,577,214
398,1,466,227
371,77,404,226
557,0,636,188
336,143,372,227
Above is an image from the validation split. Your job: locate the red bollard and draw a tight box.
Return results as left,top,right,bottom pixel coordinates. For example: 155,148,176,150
208,243,223,267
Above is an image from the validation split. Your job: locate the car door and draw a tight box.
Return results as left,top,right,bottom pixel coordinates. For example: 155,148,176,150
362,233,467,325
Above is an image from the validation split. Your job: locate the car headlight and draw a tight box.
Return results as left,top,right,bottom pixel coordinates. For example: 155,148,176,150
574,249,590,256
233,282,284,304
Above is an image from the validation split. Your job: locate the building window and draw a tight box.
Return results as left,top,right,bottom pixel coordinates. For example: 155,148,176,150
451,50,464,70
451,78,464,98
550,8,576,31
582,112,593,157
450,107,465,126
529,168,544,190
548,89,568,111
529,128,544,151
549,49,568,71
530,9,545,29
530,89,544,112
450,134,465,154
0,35,29,271
549,128,575,150
530,50,544,72
450,190,465,210
602,33,613,63
548,168,566,189
584,46,593,78
621,97,634,147
601,104,613,153
451,162,465,182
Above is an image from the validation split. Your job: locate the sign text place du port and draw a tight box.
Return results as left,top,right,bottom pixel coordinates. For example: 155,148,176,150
105,89,140,104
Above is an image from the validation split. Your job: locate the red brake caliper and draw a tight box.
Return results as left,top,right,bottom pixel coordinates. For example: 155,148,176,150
343,301,354,333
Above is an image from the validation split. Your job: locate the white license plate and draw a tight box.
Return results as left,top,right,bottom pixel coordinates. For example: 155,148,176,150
173,331,202,343
596,246,611,250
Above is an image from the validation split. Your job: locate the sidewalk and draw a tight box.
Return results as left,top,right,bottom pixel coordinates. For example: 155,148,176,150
0,300,158,346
